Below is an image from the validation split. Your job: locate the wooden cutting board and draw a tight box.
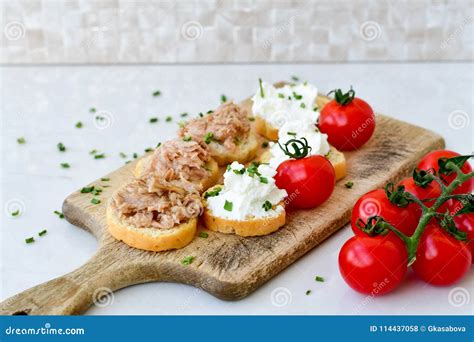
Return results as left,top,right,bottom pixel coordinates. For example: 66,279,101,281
0,95,444,315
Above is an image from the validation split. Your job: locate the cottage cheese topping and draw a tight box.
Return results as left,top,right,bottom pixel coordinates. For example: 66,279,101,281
205,162,287,220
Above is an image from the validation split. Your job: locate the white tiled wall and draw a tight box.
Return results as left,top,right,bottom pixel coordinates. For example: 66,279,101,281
1,0,472,64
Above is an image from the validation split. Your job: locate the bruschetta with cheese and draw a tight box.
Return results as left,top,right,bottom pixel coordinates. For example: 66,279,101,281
202,161,287,237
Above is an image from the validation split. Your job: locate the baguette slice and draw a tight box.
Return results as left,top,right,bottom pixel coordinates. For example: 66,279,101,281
209,133,259,166
202,186,286,237
254,116,279,141
134,155,220,193
259,145,347,181
106,200,197,252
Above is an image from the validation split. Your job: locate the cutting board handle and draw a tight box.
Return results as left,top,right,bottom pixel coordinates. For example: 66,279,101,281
0,249,135,315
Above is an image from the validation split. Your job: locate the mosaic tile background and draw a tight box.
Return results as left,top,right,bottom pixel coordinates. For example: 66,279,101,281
0,0,472,64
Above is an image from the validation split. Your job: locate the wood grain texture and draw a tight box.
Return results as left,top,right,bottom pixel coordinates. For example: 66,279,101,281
0,96,444,315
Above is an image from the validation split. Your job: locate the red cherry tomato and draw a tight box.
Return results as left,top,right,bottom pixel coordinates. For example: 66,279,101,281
417,150,473,195
412,223,471,286
445,200,474,261
351,189,419,237
275,155,335,209
339,235,408,295
398,177,442,219
319,88,375,151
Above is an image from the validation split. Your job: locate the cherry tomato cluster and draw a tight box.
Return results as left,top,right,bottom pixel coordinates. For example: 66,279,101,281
339,150,473,295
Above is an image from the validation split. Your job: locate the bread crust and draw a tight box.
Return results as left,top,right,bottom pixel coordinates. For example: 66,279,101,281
254,116,279,141
210,134,259,166
106,202,197,252
202,186,286,237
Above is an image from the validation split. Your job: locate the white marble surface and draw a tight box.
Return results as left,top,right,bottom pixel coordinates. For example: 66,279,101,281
0,63,472,315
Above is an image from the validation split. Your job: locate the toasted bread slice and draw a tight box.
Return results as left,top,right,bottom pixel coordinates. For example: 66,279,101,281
209,134,259,166
254,116,279,141
259,145,347,181
201,186,286,237
106,199,197,252
134,155,220,193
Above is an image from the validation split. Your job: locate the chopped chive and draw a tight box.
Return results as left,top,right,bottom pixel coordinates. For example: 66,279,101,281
178,121,187,128
277,93,285,99
258,78,264,98
57,142,66,152
204,187,222,199
54,210,64,219
315,276,325,282
204,132,214,144
183,135,192,142
60,163,70,168
291,75,300,81
262,141,269,148
156,142,162,148
220,94,227,103
149,117,158,123
206,110,214,114
17,137,26,144
125,160,131,164
11,209,20,217
144,147,153,153
344,181,354,189
262,200,272,211
181,256,194,265
224,200,233,211
306,289,312,295
94,153,105,159
25,237,35,244
259,176,268,184
102,185,110,188
89,107,96,113
133,153,138,159
80,186,95,193
75,121,83,128
165,116,172,122
313,106,319,112
180,112,188,117
198,112,204,117
152,90,161,97
101,177,110,182
92,188,102,196
300,102,306,108
198,232,209,238
287,131,297,136
38,229,47,237
91,198,101,205
89,149,97,155
119,152,127,158
248,116,255,121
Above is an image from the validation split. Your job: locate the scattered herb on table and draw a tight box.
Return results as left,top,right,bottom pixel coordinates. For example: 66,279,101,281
60,163,70,169
81,186,95,193
149,117,158,123
220,94,227,103
180,112,188,117
94,153,106,159
315,276,325,282
181,256,194,265
57,142,66,152
54,210,64,219
144,148,153,153
119,152,127,158
25,237,35,244
305,289,312,295
89,107,96,113
133,153,138,159
75,121,83,128
38,230,47,237
90,149,98,155
156,142,162,148
165,116,172,122
101,178,110,182
152,90,161,97
291,75,300,82
344,181,354,189
17,137,26,144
